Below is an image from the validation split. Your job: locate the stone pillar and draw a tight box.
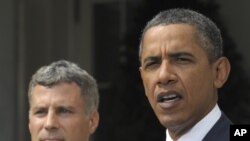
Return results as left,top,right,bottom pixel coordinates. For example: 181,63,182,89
0,0,17,141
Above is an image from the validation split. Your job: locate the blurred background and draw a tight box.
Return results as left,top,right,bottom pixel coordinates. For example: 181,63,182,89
1,0,250,141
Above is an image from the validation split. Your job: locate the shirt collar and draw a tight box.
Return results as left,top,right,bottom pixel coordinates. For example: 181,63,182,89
166,104,221,141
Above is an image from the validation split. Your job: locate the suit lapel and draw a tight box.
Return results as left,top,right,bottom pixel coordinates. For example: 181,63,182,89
202,113,232,141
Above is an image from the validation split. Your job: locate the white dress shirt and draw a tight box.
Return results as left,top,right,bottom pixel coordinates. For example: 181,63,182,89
166,104,221,141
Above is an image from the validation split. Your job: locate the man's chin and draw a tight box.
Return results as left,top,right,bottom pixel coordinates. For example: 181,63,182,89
158,115,185,129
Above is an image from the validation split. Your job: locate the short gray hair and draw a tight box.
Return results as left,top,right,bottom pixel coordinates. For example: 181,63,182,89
28,60,99,115
139,8,223,63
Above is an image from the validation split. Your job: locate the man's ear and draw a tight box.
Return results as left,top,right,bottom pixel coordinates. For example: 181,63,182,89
89,111,99,134
213,57,231,88
139,67,143,78
28,120,31,134
28,112,31,133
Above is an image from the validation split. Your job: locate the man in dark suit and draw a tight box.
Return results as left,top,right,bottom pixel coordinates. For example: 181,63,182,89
139,8,232,141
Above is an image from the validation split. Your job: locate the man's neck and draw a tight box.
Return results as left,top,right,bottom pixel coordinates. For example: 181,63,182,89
166,104,221,141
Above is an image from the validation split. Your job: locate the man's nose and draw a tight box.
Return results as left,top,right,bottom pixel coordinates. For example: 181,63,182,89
45,111,59,130
157,62,177,85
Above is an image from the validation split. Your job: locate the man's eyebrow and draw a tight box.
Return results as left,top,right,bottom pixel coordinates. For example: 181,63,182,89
142,56,161,64
57,105,74,109
30,106,46,111
141,52,195,64
168,52,195,58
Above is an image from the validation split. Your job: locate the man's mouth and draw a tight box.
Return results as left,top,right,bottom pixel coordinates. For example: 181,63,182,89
40,137,64,141
157,92,182,102
41,139,63,141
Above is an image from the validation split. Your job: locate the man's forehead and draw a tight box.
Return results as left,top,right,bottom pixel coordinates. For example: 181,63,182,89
30,84,83,105
30,103,75,109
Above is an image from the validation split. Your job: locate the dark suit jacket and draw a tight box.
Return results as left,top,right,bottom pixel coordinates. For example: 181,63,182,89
202,113,232,141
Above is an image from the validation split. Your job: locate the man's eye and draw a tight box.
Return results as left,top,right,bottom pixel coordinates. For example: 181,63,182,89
58,108,72,114
34,110,46,117
177,57,187,61
176,57,192,63
144,61,158,69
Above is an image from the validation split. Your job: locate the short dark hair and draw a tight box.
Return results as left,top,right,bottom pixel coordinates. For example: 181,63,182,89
139,8,223,63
